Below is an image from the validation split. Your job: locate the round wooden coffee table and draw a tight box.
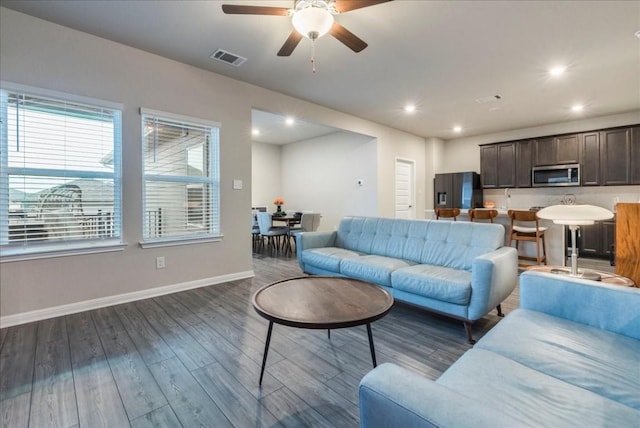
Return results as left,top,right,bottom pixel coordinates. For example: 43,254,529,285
252,276,394,385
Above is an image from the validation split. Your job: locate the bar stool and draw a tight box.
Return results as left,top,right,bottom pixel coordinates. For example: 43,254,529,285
507,209,548,267
468,209,498,223
435,208,461,221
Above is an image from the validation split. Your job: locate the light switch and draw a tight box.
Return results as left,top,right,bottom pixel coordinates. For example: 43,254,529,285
233,179,243,190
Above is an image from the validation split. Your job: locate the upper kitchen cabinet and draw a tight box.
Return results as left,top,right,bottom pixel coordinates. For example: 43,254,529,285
480,142,515,188
533,134,579,166
601,127,631,185
515,140,533,187
580,132,601,186
631,126,640,184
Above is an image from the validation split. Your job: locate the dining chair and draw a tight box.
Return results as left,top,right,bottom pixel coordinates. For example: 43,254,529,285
256,212,289,254
468,209,498,223
251,210,261,251
507,209,548,267
435,208,461,221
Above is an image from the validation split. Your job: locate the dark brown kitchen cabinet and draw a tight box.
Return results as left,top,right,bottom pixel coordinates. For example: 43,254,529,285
533,134,579,166
480,145,498,188
601,128,631,185
580,132,601,186
631,126,640,184
481,142,516,188
571,220,615,260
533,137,554,166
515,140,533,187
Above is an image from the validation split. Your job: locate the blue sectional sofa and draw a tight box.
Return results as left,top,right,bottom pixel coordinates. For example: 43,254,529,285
296,216,518,342
359,271,640,427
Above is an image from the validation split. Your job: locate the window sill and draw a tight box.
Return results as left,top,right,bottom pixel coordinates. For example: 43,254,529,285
1,241,127,263
139,235,223,249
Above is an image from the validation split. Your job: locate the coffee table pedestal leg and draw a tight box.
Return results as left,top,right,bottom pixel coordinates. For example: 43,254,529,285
259,321,274,385
367,323,377,367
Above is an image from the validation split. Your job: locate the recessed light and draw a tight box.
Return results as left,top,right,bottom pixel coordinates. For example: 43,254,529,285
252,128,260,136
404,104,416,113
635,30,640,40
285,117,295,126
549,65,566,77
453,126,462,133
571,104,584,112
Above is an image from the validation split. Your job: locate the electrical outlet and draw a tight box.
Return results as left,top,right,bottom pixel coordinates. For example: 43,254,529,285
156,256,165,269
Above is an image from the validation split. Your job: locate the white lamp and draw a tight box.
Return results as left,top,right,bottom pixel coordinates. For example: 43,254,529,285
537,204,614,280
292,5,334,40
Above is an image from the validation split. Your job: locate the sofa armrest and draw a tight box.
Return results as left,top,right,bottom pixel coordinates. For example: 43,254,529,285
520,271,640,340
359,363,520,428
295,231,337,260
467,246,518,320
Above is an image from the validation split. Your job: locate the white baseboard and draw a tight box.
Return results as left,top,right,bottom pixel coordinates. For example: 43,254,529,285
0,270,255,328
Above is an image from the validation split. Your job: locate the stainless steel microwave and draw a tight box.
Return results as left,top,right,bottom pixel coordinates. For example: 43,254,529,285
532,164,580,187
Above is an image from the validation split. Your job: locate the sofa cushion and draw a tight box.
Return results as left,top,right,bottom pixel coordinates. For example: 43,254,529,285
419,221,504,270
438,348,640,427
340,255,415,287
301,247,361,273
476,308,640,410
391,264,472,305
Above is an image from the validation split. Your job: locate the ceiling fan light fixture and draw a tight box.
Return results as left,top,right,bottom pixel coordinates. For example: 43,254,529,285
292,7,334,40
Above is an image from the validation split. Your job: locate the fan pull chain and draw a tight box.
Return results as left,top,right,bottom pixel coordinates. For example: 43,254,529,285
311,40,317,73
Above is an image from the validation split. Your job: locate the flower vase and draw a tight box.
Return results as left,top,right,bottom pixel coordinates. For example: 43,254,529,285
275,205,283,216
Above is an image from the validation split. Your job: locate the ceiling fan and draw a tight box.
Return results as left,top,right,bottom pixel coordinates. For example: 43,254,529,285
221,0,392,57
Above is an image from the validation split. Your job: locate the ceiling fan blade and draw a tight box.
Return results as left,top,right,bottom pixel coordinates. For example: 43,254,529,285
221,5,290,16
334,0,393,13
329,22,368,53
277,30,304,56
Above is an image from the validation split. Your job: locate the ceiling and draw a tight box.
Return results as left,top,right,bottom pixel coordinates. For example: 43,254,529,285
252,109,342,144
2,0,639,140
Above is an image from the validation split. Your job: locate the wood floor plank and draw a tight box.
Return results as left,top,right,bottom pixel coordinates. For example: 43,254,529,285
0,392,31,428
113,302,175,365
147,357,232,427
91,306,126,334
0,323,37,401
92,315,168,421
259,386,334,428
151,294,202,329
192,362,283,428
267,358,360,427
134,299,215,371
185,322,283,399
130,405,181,428
35,317,67,345
29,337,78,427
66,312,130,428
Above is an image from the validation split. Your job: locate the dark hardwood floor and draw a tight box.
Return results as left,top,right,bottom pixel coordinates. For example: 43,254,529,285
0,251,519,428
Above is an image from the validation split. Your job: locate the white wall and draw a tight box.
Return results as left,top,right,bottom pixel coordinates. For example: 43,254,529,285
0,8,427,322
251,142,282,209
281,132,378,231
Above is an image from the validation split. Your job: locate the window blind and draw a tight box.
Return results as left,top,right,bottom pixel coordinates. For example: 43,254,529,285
141,109,220,241
0,87,122,254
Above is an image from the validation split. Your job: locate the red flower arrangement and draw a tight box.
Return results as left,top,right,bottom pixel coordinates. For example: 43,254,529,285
273,198,285,206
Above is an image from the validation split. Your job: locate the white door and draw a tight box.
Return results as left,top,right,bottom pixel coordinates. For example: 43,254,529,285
395,158,415,219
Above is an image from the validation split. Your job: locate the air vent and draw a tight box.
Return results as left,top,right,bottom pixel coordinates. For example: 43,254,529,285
210,49,247,67
475,95,502,104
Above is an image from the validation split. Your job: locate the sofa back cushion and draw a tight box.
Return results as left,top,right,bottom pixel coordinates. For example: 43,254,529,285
336,217,504,270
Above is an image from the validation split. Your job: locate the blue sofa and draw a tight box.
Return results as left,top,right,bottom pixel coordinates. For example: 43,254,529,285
359,271,640,427
296,216,518,342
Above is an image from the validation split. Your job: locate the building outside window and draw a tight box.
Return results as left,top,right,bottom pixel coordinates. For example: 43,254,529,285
0,83,122,258
141,109,220,243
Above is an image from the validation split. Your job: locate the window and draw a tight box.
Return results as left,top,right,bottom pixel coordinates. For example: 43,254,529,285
0,83,122,258
141,109,220,243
